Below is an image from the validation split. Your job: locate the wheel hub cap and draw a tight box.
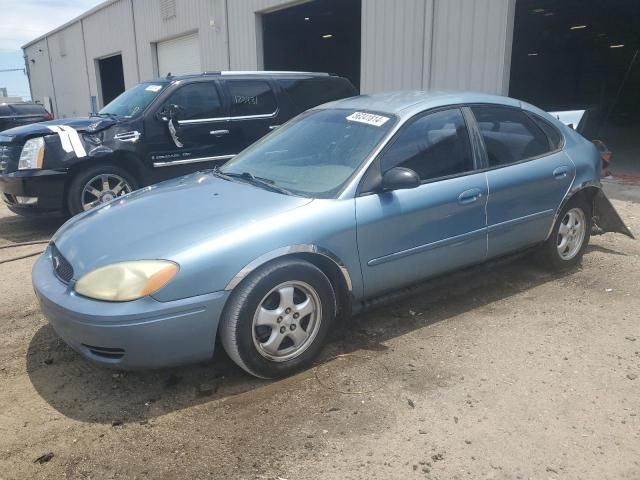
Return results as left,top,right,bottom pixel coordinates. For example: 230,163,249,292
557,207,586,261
252,281,322,362
81,174,132,211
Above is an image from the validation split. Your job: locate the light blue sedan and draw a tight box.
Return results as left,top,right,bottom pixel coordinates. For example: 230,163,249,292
32,91,632,378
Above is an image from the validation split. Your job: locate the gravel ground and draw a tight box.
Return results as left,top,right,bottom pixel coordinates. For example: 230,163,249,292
0,184,638,480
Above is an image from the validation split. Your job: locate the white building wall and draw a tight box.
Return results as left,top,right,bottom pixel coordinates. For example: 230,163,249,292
24,0,515,117
131,0,230,80
82,0,139,107
24,39,56,113
46,23,92,118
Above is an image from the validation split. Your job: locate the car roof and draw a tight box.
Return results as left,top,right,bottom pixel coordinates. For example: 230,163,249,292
148,71,334,83
318,91,523,119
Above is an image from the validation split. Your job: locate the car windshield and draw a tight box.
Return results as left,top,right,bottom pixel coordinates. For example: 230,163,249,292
98,82,167,118
220,109,396,198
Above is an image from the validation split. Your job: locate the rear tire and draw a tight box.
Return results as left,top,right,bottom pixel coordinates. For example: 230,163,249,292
537,197,592,272
219,258,336,379
67,163,138,215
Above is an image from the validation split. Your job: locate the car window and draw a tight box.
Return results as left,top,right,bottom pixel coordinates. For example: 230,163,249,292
278,77,357,113
380,108,474,181
163,82,223,120
0,105,10,116
221,108,395,198
100,82,168,118
471,106,552,167
9,104,48,115
530,114,563,150
226,80,277,117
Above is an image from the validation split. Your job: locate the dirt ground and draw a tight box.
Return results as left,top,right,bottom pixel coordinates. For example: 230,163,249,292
0,183,638,480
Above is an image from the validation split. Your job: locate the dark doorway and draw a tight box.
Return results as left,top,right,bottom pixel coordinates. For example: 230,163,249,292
98,54,125,107
510,0,640,175
262,0,361,90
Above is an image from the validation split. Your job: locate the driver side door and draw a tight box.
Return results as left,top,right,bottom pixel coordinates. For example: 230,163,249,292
355,108,488,298
143,80,235,182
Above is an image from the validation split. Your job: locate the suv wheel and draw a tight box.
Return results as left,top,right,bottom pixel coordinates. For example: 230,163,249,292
219,258,336,379
67,164,138,215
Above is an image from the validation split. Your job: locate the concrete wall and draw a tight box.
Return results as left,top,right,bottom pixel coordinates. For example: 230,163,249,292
24,0,516,118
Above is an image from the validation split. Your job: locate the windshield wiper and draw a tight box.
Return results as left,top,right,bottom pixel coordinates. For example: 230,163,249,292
216,170,293,196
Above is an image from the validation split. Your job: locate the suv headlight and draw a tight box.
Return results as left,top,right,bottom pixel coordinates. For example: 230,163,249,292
75,260,179,302
18,137,45,170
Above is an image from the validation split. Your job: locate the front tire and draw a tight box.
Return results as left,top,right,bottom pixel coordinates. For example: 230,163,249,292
67,163,138,215
538,197,592,272
219,258,336,379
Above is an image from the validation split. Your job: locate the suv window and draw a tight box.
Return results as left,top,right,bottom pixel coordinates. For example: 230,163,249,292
471,106,552,167
163,82,223,120
380,108,474,181
0,105,10,116
278,77,357,113
226,80,277,117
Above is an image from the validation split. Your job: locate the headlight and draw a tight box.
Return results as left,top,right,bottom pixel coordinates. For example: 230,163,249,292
18,137,45,170
75,260,179,302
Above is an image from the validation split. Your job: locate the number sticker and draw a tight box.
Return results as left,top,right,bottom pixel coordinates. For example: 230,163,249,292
346,111,390,127
145,85,163,92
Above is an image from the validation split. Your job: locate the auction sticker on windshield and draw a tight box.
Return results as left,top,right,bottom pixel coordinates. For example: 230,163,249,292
346,112,390,127
145,85,163,92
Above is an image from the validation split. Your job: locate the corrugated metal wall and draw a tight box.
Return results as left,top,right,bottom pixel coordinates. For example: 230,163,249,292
132,0,229,81
24,0,515,118
24,39,55,114
45,22,92,118
82,0,139,105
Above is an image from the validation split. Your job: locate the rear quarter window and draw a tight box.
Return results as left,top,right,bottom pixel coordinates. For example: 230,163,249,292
529,114,564,150
278,77,358,113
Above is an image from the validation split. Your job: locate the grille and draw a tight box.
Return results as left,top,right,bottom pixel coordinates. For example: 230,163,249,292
0,144,21,173
0,146,9,173
50,243,74,283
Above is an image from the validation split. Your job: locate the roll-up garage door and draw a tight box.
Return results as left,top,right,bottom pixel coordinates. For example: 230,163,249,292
157,33,201,76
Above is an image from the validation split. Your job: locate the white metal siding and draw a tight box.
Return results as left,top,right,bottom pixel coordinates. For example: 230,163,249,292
24,40,56,115
430,0,515,94
157,33,202,76
24,0,516,118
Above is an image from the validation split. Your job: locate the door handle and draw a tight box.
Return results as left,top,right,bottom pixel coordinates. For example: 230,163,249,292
210,129,230,136
269,125,281,130
553,166,569,179
458,188,483,204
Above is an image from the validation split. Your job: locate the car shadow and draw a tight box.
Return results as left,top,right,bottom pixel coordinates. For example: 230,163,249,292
585,244,629,257
26,254,573,425
0,210,64,244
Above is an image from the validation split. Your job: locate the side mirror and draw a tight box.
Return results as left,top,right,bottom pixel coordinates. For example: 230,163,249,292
156,104,182,122
381,167,420,191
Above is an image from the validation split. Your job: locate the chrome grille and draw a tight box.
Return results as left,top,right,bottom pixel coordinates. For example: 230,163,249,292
50,243,74,283
0,146,9,173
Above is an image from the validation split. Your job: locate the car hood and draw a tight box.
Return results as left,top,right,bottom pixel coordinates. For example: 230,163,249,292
52,172,313,278
1,116,117,141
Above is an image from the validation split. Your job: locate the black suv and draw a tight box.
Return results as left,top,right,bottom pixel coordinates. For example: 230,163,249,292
0,72,357,216
0,102,53,131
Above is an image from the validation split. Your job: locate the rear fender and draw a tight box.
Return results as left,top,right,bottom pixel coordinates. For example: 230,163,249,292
592,189,635,238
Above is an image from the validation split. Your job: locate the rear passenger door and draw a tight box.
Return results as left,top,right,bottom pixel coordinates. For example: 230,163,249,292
471,105,574,258
221,79,283,153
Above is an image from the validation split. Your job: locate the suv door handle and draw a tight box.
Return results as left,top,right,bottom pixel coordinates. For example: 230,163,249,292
553,166,569,179
269,125,280,130
458,188,483,204
210,129,229,136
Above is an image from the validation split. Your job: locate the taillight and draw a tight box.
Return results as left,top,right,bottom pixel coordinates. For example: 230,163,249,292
43,113,54,121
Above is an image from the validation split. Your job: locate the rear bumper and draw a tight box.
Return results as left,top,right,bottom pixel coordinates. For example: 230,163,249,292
32,248,230,369
0,169,67,214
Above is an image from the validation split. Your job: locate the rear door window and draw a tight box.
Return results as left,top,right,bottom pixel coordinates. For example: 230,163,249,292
471,106,552,167
163,82,223,120
380,108,475,182
226,80,277,117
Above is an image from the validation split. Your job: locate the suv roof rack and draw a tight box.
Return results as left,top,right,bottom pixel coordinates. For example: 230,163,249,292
200,71,330,77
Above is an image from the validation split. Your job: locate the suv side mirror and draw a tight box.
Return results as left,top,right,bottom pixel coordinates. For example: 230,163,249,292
156,104,183,122
381,167,420,191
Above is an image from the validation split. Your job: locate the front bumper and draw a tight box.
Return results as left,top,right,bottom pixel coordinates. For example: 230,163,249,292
32,248,231,369
0,169,67,215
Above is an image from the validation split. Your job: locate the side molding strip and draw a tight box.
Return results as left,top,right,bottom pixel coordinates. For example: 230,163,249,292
225,245,353,292
153,154,235,168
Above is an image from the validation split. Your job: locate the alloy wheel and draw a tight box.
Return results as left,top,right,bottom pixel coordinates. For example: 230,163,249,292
557,207,586,260
81,174,132,211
